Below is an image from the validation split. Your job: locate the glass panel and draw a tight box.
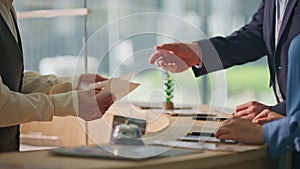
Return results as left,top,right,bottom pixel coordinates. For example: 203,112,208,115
14,0,275,108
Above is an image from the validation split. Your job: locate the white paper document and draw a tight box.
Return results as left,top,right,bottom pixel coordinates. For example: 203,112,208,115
89,74,139,101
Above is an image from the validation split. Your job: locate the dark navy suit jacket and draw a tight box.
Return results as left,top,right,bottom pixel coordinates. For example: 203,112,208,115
193,0,300,115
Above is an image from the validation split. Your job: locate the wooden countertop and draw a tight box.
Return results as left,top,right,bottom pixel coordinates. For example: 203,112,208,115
2,103,277,169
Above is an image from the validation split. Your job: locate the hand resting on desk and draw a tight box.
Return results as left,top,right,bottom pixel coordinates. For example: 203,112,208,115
235,101,270,121
215,116,265,144
252,110,285,125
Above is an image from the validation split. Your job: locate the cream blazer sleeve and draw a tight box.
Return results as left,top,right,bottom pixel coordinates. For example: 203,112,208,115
0,72,79,128
21,71,78,94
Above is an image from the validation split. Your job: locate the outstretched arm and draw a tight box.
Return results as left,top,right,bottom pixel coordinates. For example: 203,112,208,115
193,0,267,76
0,75,114,127
22,71,108,94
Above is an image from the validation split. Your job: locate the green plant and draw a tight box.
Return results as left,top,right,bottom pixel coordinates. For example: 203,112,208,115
164,72,174,103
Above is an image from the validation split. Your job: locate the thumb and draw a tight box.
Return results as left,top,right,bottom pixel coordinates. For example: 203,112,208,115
252,111,268,121
254,117,269,125
156,43,179,52
88,79,110,90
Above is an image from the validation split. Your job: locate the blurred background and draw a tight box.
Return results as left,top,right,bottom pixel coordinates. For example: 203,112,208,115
14,0,276,109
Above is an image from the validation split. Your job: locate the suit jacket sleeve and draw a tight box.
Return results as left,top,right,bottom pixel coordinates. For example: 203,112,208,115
193,0,268,77
270,101,286,115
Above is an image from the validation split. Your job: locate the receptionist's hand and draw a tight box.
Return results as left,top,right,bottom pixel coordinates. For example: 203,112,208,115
77,89,115,121
77,74,108,90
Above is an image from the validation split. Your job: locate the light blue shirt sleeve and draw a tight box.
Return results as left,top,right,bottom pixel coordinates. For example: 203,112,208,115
263,117,291,158
263,113,300,158
289,113,300,152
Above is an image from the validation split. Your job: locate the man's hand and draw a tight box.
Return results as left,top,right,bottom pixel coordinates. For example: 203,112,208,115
252,109,285,125
215,116,265,144
149,42,201,73
77,74,108,90
235,101,269,121
77,89,115,121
